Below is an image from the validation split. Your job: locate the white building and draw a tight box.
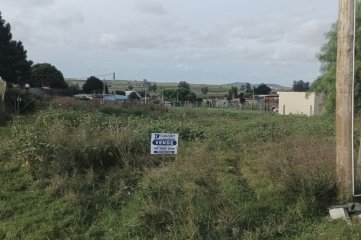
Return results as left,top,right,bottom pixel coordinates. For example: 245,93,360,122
278,92,325,116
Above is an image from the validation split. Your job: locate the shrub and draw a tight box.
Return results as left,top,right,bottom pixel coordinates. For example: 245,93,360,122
8,108,205,179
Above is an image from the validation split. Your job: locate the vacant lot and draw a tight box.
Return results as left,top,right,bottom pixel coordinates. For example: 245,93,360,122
0,100,360,239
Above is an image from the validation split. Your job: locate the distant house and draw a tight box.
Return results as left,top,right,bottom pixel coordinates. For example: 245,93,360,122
74,94,93,100
278,92,325,116
125,90,141,99
103,94,128,103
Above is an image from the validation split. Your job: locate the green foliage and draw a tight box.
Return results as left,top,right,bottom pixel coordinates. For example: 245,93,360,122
178,81,190,89
313,2,361,112
148,83,157,92
8,108,205,179
245,82,252,93
228,86,238,99
0,12,32,85
31,63,68,89
178,88,198,101
100,103,168,116
4,88,39,114
1,88,42,125
128,91,140,100
201,85,208,94
114,90,126,95
82,76,108,94
1,107,358,239
292,80,310,92
254,83,271,95
162,87,198,101
163,89,177,101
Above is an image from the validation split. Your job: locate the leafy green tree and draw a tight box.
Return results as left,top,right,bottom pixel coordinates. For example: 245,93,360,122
0,12,32,85
311,23,338,112
254,84,271,95
163,89,177,101
139,90,150,98
312,2,361,112
228,86,238,99
185,92,197,101
292,80,310,92
201,86,208,94
245,83,252,93
177,88,192,101
82,76,108,94
115,90,126,95
128,91,140,101
148,83,157,92
30,63,68,89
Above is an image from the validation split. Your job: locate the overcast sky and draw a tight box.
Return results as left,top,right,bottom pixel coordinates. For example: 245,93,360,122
2,0,338,86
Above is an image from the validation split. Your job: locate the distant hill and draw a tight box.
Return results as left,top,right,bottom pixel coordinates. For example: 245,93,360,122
224,82,290,90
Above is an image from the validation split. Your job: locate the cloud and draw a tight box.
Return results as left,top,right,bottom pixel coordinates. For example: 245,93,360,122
291,19,332,47
268,46,316,65
2,0,54,7
176,64,190,71
45,8,84,27
134,0,167,16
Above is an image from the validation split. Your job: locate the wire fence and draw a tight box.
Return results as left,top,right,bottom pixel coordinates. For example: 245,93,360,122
166,100,278,112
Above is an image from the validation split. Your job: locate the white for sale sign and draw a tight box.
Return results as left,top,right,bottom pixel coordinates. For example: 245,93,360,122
151,133,179,154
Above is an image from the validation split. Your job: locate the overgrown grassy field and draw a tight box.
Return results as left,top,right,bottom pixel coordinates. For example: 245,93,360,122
1,99,360,239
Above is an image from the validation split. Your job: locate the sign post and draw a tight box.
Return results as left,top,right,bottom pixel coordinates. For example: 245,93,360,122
151,133,179,155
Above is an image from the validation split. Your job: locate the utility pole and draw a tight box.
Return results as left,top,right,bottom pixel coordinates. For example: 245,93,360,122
336,0,354,201
143,79,147,104
102,78,106,103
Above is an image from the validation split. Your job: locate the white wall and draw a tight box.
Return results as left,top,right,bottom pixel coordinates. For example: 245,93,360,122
278,92,325,116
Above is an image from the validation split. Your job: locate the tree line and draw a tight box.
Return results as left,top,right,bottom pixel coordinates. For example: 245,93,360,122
0,12,68,89
2,9,329,106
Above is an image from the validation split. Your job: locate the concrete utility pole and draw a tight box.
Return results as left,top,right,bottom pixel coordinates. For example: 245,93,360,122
143,79,148,104
336,0,355,201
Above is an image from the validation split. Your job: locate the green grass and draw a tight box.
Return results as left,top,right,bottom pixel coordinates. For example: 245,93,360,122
0,103,360,239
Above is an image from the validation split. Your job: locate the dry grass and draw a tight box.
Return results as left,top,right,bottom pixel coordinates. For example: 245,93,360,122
259,136,336,203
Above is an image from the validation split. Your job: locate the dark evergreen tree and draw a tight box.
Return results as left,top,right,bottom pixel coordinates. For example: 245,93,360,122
0,12,32,84
115,90,126,95
254,84,271,95
83,76,108,94
245,83,252,93
128,91,140,101
31,63,68,89
201,86,208,94
148,83,157,92
178,81,190,89
292,80,310,92
228,86,238,99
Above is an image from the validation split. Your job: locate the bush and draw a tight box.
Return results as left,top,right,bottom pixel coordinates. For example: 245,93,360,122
8,108,205,179
9,110,132,178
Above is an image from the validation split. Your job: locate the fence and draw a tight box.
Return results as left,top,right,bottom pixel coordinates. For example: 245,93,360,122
167,99,278,111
